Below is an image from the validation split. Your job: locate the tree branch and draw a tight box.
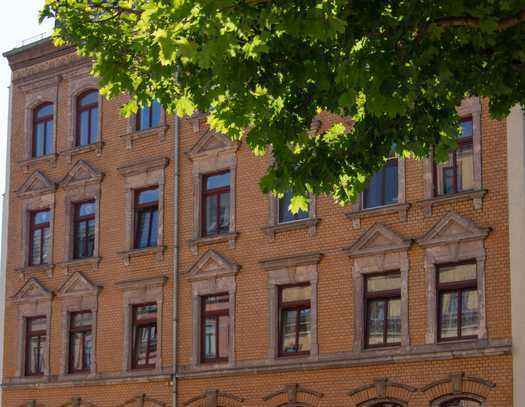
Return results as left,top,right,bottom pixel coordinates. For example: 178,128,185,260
434,9,525,31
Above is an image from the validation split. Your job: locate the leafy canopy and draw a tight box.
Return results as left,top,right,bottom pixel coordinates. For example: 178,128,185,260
41,0,525,209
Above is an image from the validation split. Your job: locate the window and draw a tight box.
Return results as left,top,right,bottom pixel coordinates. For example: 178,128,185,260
202,171,230,236
25,316,46,376
366,403,404,407
363,158,398,209
279,285,311,356
73,201,96,259
136,100,161,131
29,209,50,266
436,118,474,195
32,103,53,158
76,90,99,146
134,187,159,249
440,399,481,407
201,294,229,363
69,311,92,373
278,190,309,223
438,262,479,341
132,303,157,369
365,273,401,348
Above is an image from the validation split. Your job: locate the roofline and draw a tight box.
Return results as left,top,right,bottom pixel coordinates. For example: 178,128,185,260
2,36,53,58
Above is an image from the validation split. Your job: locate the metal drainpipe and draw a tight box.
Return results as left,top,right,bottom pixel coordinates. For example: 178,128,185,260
172,66,181,407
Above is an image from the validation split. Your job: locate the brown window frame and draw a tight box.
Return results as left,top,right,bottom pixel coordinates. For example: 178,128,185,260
440,398,482,407
135,100,161,131
201,171,231,237
362,157,399,209
131,303,158,370
364,272,402,349
76,89,99,147
73,200,96,259
68,311,92,374
25,316,46,377
278,283,311,358
437,261,478,342
200,293,229,364
32,102,54,158
134,186,159,249
29,209,50,266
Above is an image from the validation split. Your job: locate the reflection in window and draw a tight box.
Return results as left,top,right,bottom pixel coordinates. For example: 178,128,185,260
32,103,54,158
363,158,398,209
69,311,92,373
201,294,229,363
278,190,310,223
132,303,157,369
73,201,96,259
136,100,161,131
279,285,311,356
25,316,46,376
440,398,481,407
134,187,159,249
202,172,230,236
76,90,99,146
29,209,50,266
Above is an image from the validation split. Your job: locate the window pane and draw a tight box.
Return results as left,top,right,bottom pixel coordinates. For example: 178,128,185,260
36,104,53,118
72,312,92,328
135,327,149,366
78,202,96,217
204,318,217,359
84,332,92,370
137,188,159,204
42,227,49,264
363,169,383,209
384,159,398,204
151,101,161,127
442,166,455,194
442,398,481,407
387,299,401,344
87,219,96,257
278,190,309,223
206,172,230,190
29,317,46,332
31,229,42,265
79,91,98,107
35,122,45,157
71,332,84,371
366,274,401,293
205,295,229,312
298,308,311,352
281,285,311,303
440,291,458,338
28,335,45,374
135,304,157,320
461,289,479,337
458,143,474,191
33,210,50,225
459,119,473,139
136,211,152,248
367,300,385,345
206,194,218,235
90,107,98,142
219,192,230,232
439,263,477,284
79,111,89,145
149,209,158,246
45,121,53,155
139,105,151,130
281,309,298,353
218,315,229,359
74,221,87,258
148,325,157,361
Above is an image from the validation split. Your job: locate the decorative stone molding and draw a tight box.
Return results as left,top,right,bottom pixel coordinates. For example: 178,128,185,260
417,211,490,344
18,401,46,407
117,157,169,263
60,160,104,190
122,104,168,149
416,189,487,217
115,276,167,372
57,272,101,376
349,158,407,229
16,170,56,199
183,389,244,407
348,378,416,407
186,129,240,255
260,252,322,361
187,250,240,368
57,397,99,407
63,142,105,164
116,394,166,407
263,384,323,407
422,373,494,406
11,278,53,379
344,224,412,351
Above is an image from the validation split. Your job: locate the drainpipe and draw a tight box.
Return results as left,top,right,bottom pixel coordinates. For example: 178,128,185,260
0,81,14,392
172,66,181,407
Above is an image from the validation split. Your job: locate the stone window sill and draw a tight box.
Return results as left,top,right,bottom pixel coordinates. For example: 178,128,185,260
118,246,166,265
4,376,49,386
121,125,169,149
262,218,320,239
189,232,239,255
57,256,101,273
63,141,104,162
57,372,97,382
416,189,486,217
346,202,410,229
18,153,58,172
16,264,54,278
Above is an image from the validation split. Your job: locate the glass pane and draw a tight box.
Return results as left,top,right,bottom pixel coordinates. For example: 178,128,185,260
219,192,230,232
461,289,479,337
74,221,87,258
298,308,311,352
204,318,217,359
442,166,455,194
281,309,298,353
459,119,474,139
458,143,474,191
90,107,98,142
205,295,229,312
135,327,149,366
35,122,45,157
42,227,49,264
149,209,158,246
206,195,218,235
367,300,385,345
79,91,98,107
71,312,92,328
138,188,159,204
139,106,151,130
384,159,398,205
36,104,53,118
31,229,42,265
87,219,96,257
148,325,157,362
366,274,401,293
363,169,384,209
29,317,47,332
33,210,50,225
45,121,53,155
281,285,311,303
442,398,481,407
71,332,83,371
439,263,477,284
84,332,92,369
135,304,157,320
28,335,44,374
206,172,230,190
218,315,229,359
151,100,161,127
136,211,152,248
78,202,96,217
440,291,458,339
79,110,89,145
387,299,401,344
278,190,309,223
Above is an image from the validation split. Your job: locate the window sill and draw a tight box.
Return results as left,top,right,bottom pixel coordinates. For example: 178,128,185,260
118,246,166,265
262,218,320,239
56,256,101,273
63,141,104,162
18,153,58,172
346,202,410,229
416,189,486,217
15,264,54,278
121,125,169,149
189,232,239,255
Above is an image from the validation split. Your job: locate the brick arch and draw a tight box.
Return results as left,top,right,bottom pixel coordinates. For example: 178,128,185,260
183,389,244,407
57,398,99,407
348,378,416,406
431,394,485,406
115,394,165,407
263,384,323,407
421,373,494,405
18,401,46,407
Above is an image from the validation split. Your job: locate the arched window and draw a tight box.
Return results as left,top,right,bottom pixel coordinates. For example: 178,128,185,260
76,90,99,146
440,398,482,407
32,103,54,158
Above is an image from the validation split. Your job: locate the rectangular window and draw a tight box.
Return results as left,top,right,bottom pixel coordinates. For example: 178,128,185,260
278,190,310,223
134,187,159,249
201,294,229,363
132,303,157,369
202,171,230,236
136,100,161,131
365,273,401,348
438,262,479,341
73,201,96,259
25,316,46,376
279,285,311,356
32,103,54,158
69,311,92,373
29,209,50,266
76,90,99,146
363,158,398,209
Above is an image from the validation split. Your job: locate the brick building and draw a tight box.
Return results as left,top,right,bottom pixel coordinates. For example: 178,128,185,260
0,38,521,407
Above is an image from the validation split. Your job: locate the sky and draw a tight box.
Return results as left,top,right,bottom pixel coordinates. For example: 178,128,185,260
0,1,54,229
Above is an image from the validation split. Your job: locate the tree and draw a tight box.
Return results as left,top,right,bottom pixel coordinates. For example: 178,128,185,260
41,0,525,210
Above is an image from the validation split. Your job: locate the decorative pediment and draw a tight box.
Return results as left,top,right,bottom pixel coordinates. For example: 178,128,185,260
187,250,240,281
57,271,100,297
11,278,53,303
60,160,104,189
417,211,490,247
57,398,99,407
184,389,244,407
116,394,165,407
345,224,412,257
263,384,323,407
186,129,240,160
16,170,55,198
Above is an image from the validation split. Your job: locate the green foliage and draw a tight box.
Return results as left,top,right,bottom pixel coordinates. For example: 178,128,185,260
41,0,525,211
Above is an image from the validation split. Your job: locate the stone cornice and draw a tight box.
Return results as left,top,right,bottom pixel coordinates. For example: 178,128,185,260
259,252,323,271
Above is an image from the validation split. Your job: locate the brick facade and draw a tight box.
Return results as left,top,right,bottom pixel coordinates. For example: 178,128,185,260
1,39,514,406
